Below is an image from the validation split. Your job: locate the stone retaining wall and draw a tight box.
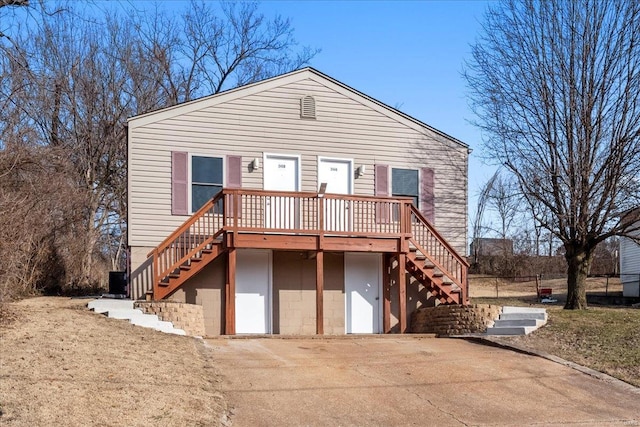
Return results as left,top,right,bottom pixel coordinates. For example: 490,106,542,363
410,304,501,335
134,301,206,337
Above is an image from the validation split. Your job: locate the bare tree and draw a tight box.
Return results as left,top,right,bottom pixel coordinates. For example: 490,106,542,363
486,172,520,245
470,171,497,267
0,0,317,298
465,0,640,308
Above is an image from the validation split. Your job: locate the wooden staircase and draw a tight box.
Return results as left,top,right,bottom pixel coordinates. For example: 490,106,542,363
404,206,468,305
152,240,225,300
406,243,462,304
148,194,227,300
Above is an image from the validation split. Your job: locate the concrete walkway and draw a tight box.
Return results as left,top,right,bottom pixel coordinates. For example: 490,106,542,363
206,336,639,426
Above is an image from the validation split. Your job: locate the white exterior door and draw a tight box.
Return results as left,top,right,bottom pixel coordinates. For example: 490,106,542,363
264,154,300,229
345,252,381,333
235,249,271,334
318,157,352,231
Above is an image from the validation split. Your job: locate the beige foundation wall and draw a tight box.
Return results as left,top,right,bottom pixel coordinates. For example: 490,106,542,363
323,252,345,335
272,251,345,335
272,251,316,335
169,256,225,336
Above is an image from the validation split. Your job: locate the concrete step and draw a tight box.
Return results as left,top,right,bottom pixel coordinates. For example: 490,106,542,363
129,314,161,327
493,318,545,327
486,326,537,335
88,299,189,336
88,299,134,314
502,306,547,314
106,309,144,319
500,312,547,321
165,328,187,336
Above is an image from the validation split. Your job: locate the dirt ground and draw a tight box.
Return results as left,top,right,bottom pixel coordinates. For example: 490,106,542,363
0,297,228,426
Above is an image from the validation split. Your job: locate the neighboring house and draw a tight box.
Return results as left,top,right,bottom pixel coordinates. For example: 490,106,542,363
469,238,514,257
127,68,470,336
620,209,640,297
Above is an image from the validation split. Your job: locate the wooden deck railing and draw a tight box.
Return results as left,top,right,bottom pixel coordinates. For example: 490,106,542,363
222,189,406,236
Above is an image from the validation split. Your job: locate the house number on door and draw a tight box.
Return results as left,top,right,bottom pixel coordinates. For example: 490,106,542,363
278,164,286,168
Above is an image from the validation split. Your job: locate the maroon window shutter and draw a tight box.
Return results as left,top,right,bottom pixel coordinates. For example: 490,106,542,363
226,155,242,217
375,164,389,223
420,167,435,223
171,151,188,215
226,155,242,188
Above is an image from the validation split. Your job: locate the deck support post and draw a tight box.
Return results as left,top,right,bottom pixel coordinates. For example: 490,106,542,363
383,254,391,333
316,250,324,335
225,248,236,335
398,252,407,333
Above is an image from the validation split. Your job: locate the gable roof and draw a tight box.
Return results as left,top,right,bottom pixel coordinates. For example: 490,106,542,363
127,67,469,149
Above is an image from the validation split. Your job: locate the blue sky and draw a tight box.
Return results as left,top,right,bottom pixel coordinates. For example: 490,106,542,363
259,0,496,236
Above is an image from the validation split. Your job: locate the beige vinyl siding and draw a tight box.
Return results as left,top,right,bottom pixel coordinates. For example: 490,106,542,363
128,74,468,258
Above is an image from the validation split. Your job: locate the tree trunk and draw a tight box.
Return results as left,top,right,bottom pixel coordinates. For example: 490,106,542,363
564,244,593,309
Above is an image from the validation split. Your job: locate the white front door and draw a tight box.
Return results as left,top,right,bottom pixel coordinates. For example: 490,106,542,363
318,157,352,231
235,249,271,334
345,252,381,333
264,154,300,229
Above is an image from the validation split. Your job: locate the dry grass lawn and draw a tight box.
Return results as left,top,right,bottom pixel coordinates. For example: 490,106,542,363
0,297,228,426
493,306,640,387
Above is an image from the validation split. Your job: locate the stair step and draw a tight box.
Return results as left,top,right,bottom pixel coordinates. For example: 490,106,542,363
500,312,547,321
180,265,191,271
88,299,134,313
129,314,161,327
502,306,547,314
106,308,144,319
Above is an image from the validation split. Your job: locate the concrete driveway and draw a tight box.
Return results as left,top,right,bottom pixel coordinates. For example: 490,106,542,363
206,336,640,426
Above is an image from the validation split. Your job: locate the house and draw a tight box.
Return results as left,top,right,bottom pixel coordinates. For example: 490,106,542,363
620,208,640,297
469,238,514,257
127,68,470,336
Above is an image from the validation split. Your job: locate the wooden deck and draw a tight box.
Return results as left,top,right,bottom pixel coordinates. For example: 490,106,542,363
147,188,469,334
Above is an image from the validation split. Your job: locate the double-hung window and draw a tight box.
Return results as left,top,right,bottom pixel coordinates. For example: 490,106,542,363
392,168,419,208
191,156,223,212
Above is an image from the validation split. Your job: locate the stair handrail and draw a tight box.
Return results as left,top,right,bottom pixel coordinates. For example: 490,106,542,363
149,191,226,292
408,205,469,302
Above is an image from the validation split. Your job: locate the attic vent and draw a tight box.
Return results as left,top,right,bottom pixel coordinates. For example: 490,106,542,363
300,95,316,119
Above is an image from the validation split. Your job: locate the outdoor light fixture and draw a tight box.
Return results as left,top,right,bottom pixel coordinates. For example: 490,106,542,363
356,165,366,177
250,158,260,171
